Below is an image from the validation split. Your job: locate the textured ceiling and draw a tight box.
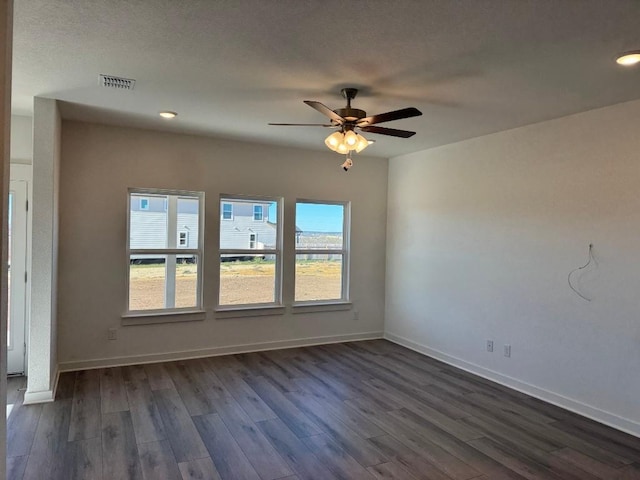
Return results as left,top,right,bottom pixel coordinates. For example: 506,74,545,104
11,0,640,158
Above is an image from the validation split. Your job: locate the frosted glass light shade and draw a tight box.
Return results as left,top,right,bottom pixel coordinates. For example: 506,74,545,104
325,131,344,151
336,142,349,154
354,133,369,153
344,130,358,148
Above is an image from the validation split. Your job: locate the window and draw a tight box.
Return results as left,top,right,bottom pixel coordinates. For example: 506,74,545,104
294,201,349,303
222,203,233,220
219,196,281,307
179,231,189,247
127,190,203,313
253,205,264,221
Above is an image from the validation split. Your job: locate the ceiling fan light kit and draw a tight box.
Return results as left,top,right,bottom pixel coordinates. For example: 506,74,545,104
269,87,422,171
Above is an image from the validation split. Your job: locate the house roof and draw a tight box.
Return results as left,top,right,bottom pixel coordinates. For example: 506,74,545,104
11,0,640,158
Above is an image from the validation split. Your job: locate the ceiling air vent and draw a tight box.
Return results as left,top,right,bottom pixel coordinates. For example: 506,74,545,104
99,74,136,90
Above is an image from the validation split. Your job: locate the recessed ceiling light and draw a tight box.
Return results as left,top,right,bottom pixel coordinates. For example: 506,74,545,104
159,111,177,119
616,51,640,66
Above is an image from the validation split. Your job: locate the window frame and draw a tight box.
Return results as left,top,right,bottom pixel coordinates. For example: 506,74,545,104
293,199,351,305
126,188,205,317
218,194,283,310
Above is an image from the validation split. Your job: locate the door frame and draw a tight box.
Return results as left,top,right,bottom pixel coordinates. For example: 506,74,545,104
9,164,31,375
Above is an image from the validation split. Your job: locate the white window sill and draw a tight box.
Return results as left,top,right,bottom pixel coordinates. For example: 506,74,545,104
121,309,206,326
291,301,352,314
215,305,286,319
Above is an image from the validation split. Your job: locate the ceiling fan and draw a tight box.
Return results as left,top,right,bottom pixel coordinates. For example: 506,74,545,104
269,88,422,170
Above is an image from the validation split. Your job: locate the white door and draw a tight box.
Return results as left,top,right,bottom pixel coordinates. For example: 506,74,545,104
8,179,27,374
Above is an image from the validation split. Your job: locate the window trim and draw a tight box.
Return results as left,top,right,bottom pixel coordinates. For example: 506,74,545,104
293,199,350,305
126,188,205,317
218,194,283,309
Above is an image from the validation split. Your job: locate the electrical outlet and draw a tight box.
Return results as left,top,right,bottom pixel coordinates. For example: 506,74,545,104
108,328,118,341
504,344,511,357
353,309,359,321
486,340,494,352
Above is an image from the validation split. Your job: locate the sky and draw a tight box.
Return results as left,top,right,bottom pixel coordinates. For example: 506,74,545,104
268,202,344,232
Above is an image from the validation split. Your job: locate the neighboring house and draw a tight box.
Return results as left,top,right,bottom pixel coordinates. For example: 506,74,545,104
220,199,277,251
130,196,280,262
130,194,199,262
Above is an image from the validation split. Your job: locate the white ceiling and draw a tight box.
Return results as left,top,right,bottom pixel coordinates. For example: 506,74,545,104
12,0,640,158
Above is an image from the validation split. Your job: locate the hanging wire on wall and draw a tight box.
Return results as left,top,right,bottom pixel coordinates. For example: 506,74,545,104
568,244,594,302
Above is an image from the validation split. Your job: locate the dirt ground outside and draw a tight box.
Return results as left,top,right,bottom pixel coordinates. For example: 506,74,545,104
129,259,342,310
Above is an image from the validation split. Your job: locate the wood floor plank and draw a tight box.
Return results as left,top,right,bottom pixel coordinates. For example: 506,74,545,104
153,388,209,463
367,461,419,480
344,401,480,480
138,439,182,480
212,396,292,479
57,371,78,400
552,420,640,463
144,362,176,391
615,463,640,479
256,418,340,480
69,369,102,441
123,365,167,444
178,457,222,480
468,437,564,480
100,367,129,414
186,358,229,400
367,434,455,480
215,368,278,423
165,361,218,416
384,409,523,479
63,436,103,480
286,389,388,467
551,447,620,480
23,399,72,480
7,397,42,457
297,387,386,439
193,413,260,480
7,455,28,480
301,433,374,480
244,375,321,438
102,411,143,480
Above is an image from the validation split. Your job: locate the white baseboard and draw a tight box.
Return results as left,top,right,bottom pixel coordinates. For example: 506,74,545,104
58,331,384,372
384,332,640,439
23,366,59,405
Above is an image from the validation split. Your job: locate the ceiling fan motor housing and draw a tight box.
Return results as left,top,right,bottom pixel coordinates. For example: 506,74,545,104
334,107,367,123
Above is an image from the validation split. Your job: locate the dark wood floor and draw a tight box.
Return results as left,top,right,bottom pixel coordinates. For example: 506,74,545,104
6,340,640,480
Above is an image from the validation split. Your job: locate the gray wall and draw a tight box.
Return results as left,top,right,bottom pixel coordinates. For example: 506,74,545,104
385,98,640,436
10,114,32,164
58,121,387,367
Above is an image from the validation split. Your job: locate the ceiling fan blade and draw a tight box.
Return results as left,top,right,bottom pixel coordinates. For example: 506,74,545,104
360,125,416,138
268,123,334,127
303,100,345,124
357,107,422,126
